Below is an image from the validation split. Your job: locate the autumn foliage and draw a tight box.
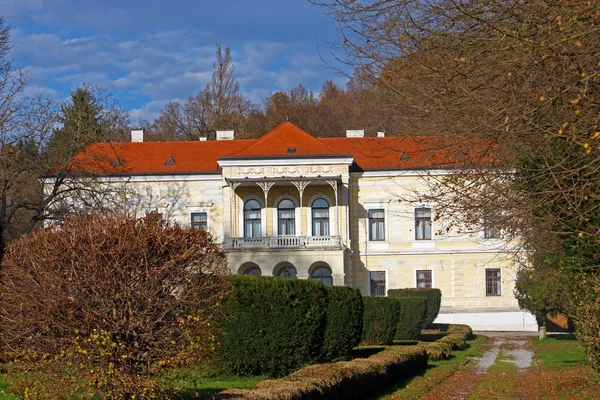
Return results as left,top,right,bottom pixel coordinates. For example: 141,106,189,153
0,212,230,398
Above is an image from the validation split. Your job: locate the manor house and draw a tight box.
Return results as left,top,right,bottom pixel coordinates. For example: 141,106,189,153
64,122,537,331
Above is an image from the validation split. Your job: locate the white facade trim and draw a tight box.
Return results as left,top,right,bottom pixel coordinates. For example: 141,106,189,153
218,157,354,168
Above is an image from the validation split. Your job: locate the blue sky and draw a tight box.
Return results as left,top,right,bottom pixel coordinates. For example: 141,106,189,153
1,0,347,122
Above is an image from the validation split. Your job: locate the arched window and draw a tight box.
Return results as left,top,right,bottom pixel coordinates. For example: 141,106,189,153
244,199,261,238
277,199,295,236
277,265,297,278
311,198,330,236
311,266,333,286
242,266,262,275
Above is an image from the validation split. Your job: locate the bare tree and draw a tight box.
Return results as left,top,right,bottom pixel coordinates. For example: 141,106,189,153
0,20,131,260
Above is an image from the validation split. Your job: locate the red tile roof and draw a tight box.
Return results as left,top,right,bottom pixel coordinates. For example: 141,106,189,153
64,122,496,175
226,122,342,158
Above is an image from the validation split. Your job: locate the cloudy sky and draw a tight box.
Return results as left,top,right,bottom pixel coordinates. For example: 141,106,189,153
1,0,347,122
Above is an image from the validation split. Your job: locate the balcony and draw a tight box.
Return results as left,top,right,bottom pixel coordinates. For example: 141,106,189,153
229,235,343,250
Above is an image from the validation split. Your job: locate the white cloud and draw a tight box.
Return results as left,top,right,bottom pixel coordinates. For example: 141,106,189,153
129,99,176,122
20,84,59,98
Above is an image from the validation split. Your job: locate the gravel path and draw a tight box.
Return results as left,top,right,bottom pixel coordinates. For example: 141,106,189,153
421,332,537,399
472,332,536,373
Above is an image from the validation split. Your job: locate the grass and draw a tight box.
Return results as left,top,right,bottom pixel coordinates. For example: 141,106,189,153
533,334,588,369
488,352,518,374
0,367,262,399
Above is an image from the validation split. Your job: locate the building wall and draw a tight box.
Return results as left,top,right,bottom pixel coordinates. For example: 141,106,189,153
348,171,522,312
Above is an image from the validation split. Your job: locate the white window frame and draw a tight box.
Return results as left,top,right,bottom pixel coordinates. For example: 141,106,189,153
365,202,389,243
414,268,434,288
239,195,267,237
307,193,335,237
272,194,301,236
188,206,211,232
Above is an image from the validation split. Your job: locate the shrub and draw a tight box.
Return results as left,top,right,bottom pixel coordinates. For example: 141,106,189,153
320,286,363,361
361,297,400,345
218,276,327,377
388,288,442,327
394,297,427,340
0,212,229,398
215,345,428,400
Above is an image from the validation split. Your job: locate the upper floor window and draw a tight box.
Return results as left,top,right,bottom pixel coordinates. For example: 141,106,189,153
485,268,501,296
368,209,385,241
483,213,501,239
416,270,432,288
243,199,261,238
277,199,295,236
312,198,330,236
415,208,432,240
191,212,207,231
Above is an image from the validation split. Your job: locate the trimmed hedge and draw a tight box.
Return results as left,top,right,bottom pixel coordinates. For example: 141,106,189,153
388,288,442,327
215,345,428,400
394,297,427,340
218,276,327,377
321,286,363,362
361,297,400,345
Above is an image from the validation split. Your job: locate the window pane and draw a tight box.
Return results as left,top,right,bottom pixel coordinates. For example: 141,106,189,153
244,200,260,210
416,270,432,288
311,266,333,286
369,209,385,219
312,198,329,208
486,268,501,296
415,208,431,218
278,199,294,209
278,266,297,278
322,219,329,236
243,266,261,275
370,271,386,296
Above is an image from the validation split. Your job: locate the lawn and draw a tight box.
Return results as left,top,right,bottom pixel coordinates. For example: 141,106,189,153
533,334,588,369
0,367,262,399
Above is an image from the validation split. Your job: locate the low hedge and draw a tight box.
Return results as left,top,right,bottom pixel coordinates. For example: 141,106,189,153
217,276,327,377
421,341,452,361
362,297,401,345
320,286,363,362
214,345,428,400
388,288,442,327
394,297,427,340
419,323,474,360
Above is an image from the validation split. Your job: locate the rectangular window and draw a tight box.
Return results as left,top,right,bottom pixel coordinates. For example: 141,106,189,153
485,268,501,296
368,209,385,241
370,271,386,296
191,212,208,230
483,214,501,239
415,208,432,240
416,270,432,288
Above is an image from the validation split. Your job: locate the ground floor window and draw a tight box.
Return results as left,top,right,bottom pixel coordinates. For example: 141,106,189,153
242,266,261,275
277,265,297,278
311,265,333,286
485,268,501,296
370,271,386,296
191,212,207,230
416,270,432,288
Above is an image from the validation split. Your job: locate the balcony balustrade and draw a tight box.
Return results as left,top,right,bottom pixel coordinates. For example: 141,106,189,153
229,235,342,250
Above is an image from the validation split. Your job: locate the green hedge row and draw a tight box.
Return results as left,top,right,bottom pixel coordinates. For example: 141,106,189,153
217,276,363,377
388,288,442,327
361,297,401,345
394,297,427,340
321,286,363,362
215,345,428,400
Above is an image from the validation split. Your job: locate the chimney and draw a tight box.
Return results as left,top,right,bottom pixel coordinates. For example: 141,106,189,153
377,131,386,137
131,129,144,143
346,129,364,138
216,130,235,140
199,137,208,141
